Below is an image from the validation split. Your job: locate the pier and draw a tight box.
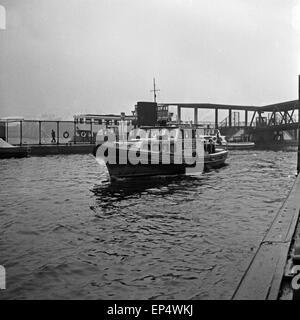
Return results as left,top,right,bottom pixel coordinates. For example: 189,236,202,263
232,174,300,299
0,115,135,158
229,75,300,300
18,144,94,157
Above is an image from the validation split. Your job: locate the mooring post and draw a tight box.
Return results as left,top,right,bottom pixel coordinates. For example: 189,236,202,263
297,75,300,174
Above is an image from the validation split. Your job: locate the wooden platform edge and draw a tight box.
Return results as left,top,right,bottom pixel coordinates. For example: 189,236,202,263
232,175,300,300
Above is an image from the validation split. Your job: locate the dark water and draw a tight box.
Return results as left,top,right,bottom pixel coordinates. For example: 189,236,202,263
0,150,297,299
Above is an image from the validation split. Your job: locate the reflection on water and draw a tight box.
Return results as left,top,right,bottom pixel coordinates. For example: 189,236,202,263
0,150,297,299
92,175,208,205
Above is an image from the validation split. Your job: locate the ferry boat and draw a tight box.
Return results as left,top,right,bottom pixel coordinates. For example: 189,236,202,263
71,113,136,144
212,130,255,150
226,141,255,150
93,126,228,179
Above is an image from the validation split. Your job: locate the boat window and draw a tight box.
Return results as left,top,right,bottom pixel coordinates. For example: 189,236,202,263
152,144,159,151
128,128,147,140
185,130,192,139
170,129,180,140
149,130,159,138
162,144,169,152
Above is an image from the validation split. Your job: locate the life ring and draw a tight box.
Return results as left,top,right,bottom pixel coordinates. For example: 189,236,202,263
63,131,69,139
81,131,87,138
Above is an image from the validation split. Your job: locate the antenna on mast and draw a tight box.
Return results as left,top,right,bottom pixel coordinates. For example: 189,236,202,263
150,78,160,103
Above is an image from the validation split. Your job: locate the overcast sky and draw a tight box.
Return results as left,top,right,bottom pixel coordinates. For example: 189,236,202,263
0,0,300,120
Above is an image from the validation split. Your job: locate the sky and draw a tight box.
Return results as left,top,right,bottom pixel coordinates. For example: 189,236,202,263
0,0,300,120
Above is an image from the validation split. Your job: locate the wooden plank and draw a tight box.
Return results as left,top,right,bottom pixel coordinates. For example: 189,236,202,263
232,243,285,300
267,242,290,300
232,175,300,300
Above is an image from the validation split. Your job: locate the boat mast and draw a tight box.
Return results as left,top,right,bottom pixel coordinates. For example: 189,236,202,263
150,78,160,103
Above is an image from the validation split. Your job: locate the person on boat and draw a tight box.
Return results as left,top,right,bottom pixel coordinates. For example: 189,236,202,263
212,140,216,154
216,130,222,145
51,129,56,143
208,139,215,154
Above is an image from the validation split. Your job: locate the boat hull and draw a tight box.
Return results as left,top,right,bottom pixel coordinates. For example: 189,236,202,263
107,163,186,179
104,150,228,179
226,142,255,150
204,150,228,169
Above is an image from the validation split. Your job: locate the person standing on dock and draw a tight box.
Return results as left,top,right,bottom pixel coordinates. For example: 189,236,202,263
51,129,56,143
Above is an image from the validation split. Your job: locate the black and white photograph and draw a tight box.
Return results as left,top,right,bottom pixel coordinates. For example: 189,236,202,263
1,0,300,307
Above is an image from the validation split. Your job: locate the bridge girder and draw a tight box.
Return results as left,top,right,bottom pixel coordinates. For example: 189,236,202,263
161,99,299,130
160,100,298,113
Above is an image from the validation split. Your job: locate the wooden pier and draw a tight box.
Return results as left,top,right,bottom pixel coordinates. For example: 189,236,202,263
23,143,94,156
232,75,300,300
0,143,94,158
232,174,300,300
